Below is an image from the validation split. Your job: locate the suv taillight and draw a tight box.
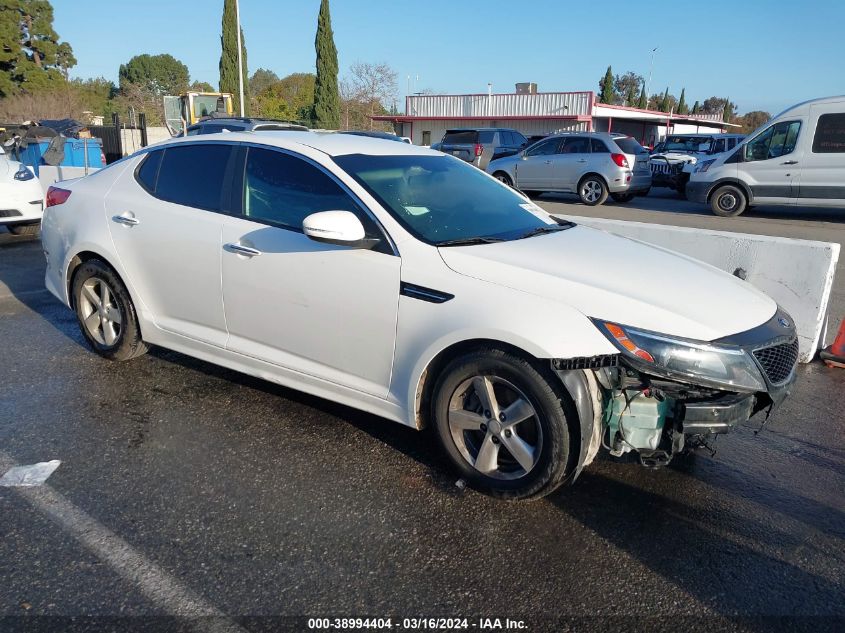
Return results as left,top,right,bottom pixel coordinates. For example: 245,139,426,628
474,143,483,157
46,186,71,207
611,153,629,168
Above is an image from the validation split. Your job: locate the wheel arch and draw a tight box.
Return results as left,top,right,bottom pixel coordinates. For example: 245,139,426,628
578,171,609,189
705,178,753,204
412,337,589,480
66,250,140,321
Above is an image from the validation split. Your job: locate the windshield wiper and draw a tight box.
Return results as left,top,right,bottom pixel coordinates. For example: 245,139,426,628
516,224,572,240
436,236,506,247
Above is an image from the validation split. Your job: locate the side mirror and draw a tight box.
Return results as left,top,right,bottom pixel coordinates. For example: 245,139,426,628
302,210,378,249
520,150,527,160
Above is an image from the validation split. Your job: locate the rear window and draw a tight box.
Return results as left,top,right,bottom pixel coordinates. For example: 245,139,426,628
155,144,233,211
812,113,845,153
443,130,478,144
614,137,646,154
136,150,163,191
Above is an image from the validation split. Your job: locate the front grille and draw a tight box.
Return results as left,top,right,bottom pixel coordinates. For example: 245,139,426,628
649,162,683,175
753,338,799,384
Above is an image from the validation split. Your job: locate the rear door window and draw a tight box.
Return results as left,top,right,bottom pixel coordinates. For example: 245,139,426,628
812,113,845,153
500,131,513,145
478,130,495,143
561,137,590,154
155,144,233,211
136,150,163,192
590,139,610,153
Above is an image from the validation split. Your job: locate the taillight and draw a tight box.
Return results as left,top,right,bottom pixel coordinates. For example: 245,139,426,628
46,186,71,207
474,143,483,157
611,153,629,168
100,150,107,165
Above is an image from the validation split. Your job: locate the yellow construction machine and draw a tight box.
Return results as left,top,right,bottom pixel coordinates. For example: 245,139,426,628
163,92,234,136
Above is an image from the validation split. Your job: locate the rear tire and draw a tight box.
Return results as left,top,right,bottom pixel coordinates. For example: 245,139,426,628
7,222,39,236
610,192,635,203
578,175,608,206
493,172,513,187
710,184,747,217
71,260,148,361
431,348,575,500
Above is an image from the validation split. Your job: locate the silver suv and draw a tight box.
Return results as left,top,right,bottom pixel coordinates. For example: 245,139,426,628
485,132,651,205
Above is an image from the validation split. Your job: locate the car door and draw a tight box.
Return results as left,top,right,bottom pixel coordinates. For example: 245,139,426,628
738,119,804,204
798,105,845,206
515,137,560,189
220,145,400,398
105,143,235,347
552,136,591,191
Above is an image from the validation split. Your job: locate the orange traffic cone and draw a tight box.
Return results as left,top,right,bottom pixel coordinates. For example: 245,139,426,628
820,318,845,369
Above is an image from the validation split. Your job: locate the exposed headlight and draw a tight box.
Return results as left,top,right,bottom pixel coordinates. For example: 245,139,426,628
14,166,34,181
695,159,716,173
593,320,767,392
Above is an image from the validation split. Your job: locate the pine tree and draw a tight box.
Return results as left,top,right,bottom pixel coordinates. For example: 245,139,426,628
313,0,340,128
219,0,250,115
677,88,688,114
598,65,615,104
637,84,647,109
691,100,700,114
660,87,670,112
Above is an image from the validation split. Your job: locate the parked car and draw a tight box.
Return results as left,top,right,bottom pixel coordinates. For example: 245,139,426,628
186,117,309,135
650,133,745,197
486,132,651,205
0,146,44,236
339,130,410,143
431,128,528,168
41,132,797,499
687,96,845,216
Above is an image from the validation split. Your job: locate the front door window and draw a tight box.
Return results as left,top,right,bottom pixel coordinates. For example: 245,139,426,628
744,121,801,162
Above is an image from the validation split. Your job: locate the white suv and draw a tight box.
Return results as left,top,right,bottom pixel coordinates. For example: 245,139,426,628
41,132,797,499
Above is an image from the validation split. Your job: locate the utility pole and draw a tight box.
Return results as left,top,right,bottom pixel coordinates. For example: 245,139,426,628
235,0,245,117
646,46,658,108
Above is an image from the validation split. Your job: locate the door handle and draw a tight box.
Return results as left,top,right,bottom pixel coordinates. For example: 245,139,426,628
112,214,139,226
577,159,587,163
224,243,262,257
543,160,552,164
781,160,798,165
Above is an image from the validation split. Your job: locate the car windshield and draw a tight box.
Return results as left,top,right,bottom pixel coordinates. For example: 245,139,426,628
333,154,562,245
663,136,712,152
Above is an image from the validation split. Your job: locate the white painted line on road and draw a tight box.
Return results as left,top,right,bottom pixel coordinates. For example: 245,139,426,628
0,452,246,633
0,460,60,486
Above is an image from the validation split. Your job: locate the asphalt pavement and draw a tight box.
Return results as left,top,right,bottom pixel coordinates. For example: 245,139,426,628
1,200,843,633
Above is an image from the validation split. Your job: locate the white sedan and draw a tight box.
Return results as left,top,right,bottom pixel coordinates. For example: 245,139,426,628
0,147,44,235
40,132,798,499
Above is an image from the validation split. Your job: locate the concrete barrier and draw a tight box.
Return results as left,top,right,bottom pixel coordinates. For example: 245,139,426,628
554,215,840,363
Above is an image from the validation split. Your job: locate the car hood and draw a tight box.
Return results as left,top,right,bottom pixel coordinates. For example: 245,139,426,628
438,225,777,341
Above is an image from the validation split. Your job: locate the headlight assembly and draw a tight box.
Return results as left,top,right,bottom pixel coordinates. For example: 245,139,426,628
695,159,716,173
14,166,34,181
593,320,767,392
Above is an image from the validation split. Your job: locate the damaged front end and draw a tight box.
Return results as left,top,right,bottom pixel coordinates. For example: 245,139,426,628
555,308,799,471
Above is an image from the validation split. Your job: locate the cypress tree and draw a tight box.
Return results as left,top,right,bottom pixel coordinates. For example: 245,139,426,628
219,0,250,116
660,87,670,112
637,84,647,109
313,0,340,128
598,66,615,104
677,88,688,114
691,100,700,115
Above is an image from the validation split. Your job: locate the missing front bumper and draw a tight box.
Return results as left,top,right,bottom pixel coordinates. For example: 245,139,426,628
680,392,755,434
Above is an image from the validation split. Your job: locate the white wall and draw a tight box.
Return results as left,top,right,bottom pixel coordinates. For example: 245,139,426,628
553,215,840,363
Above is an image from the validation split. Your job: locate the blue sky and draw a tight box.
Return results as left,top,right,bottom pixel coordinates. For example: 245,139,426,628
54,0,844,115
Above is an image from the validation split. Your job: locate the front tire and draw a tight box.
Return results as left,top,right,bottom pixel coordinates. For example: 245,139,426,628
710,184,747,217
431,348,575,500
493,172,513,187
72,260,148,361
578,176,608,206
7,222,39,236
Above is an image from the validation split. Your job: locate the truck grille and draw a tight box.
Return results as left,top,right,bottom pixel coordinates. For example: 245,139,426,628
753,338,799,385
649,161,682,175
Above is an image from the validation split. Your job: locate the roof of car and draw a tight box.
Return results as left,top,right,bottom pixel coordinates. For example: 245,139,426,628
157,130,438,157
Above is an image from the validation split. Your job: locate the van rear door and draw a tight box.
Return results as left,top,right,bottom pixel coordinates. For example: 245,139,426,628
798,102,845,207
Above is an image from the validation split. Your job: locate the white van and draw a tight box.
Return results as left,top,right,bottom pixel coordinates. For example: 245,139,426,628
686,96,845,216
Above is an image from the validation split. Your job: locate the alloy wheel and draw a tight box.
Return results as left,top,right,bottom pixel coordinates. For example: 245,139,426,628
78,277,123,346
582,180,603,203
447,375,543,480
